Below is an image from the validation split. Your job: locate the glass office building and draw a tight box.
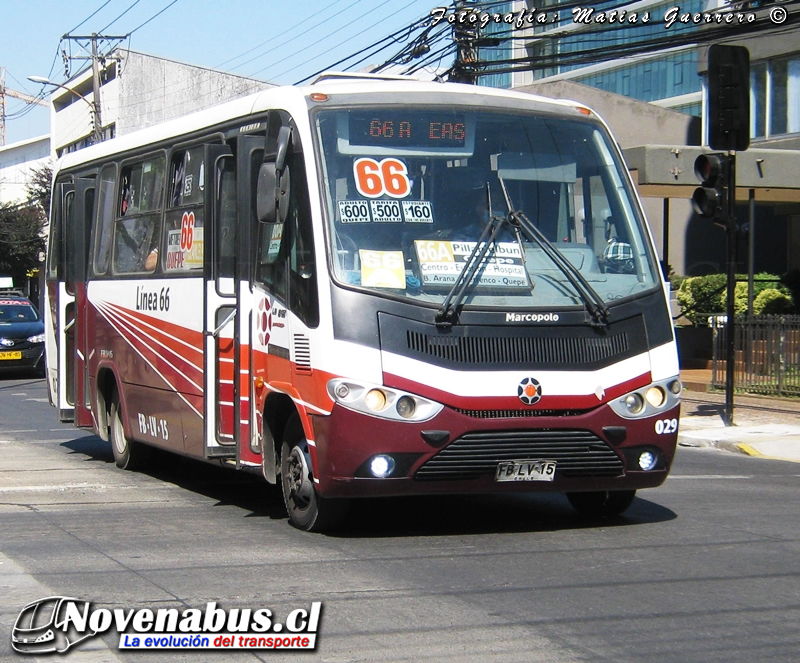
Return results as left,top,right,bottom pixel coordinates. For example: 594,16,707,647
478,0,704,117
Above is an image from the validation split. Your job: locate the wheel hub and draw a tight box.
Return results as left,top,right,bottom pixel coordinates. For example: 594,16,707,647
286,446,314,509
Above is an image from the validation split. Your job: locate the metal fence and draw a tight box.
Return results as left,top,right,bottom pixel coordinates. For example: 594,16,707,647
711,315,800,396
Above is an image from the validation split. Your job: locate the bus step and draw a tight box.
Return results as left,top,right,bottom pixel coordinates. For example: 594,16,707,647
206,446,236,459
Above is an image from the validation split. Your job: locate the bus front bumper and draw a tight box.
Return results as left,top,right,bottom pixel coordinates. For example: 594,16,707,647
309,402,680,499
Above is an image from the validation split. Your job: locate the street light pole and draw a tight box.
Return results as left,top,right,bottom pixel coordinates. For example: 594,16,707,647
27,75,102,143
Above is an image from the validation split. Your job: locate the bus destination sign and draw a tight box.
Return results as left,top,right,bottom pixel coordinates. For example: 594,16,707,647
349,111,466,148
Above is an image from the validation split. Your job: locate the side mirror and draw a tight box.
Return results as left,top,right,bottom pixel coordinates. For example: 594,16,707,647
256,126,293,224
256,163,291,225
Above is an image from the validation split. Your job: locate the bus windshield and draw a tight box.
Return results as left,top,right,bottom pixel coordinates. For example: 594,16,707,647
315,106,659,310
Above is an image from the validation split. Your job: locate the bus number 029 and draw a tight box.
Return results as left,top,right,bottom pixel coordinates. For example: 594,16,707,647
655,418,678,434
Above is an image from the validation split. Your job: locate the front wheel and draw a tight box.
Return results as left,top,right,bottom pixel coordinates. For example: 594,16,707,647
109,387,151,471
280,415,348,532
566,490,636,518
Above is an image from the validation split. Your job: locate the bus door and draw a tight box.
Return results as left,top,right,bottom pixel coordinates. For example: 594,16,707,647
45,178,74,421
203,143,236,459
202,135,263,462
235,135,264,465
70,176,95,428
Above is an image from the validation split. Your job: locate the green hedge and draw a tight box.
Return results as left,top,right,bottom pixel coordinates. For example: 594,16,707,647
676,273,793,324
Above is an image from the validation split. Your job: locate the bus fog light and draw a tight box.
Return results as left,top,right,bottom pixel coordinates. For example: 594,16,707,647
369,455,395,478
645,386,666,408
396,396,416,419
365,389,387,412
638,451,658,471
624,393,644,414
668,379,682,395
334,383,350,399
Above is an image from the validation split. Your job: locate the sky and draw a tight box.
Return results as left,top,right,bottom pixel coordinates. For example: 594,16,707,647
1,0,441,145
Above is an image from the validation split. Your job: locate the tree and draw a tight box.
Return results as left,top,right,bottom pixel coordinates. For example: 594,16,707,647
0,161,51,283
25,161,53,220
0,202,47,280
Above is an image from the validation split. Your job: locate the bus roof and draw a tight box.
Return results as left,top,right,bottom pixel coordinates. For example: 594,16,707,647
54,77,595,172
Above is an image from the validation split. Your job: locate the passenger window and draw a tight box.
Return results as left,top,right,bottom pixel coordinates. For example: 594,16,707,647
163,146,205,273
113,155,165,275
217,156,237,279
93,164,116,276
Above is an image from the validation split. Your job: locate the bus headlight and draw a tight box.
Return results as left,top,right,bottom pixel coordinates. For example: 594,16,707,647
609,377,681,420
624,393,645,415
638,450,659,471
327,378,443,422
396,396,416,419
369,455,396,478
644,386,666,408
365,389,387,412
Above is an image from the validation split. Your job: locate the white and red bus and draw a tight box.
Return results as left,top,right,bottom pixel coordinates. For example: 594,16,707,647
45,75,681,531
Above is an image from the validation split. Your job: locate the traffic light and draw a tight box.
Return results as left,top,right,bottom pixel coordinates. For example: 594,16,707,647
707,45,750,152
692,153,728,219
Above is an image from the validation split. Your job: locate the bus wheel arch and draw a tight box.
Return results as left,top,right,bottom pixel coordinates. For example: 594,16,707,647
107,383,151,471
95,367,119,442
261,393,295,484
280,412,348,532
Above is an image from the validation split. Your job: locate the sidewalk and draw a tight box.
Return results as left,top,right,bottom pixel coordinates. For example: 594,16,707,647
678,368,800,463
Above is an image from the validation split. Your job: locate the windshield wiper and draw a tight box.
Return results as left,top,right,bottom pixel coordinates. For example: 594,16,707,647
436,184,519,328
497,177,609,328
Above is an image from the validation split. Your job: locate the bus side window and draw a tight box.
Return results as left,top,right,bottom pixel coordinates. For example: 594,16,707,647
217,156,236,279
256,220,287,302
93,164,116,276
254,135,318,328
163,146,205,274
113,155,165,275
286,149,318,328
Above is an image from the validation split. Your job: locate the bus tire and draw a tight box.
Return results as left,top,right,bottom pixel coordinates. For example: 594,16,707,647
566,490,636,518
109,388,151,471
280,415,348,532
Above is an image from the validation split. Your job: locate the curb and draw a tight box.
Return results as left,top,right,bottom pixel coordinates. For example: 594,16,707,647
678,434,800,464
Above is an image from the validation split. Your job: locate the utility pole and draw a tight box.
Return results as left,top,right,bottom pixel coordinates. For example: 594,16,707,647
449,1,480,84
60,33,126,142
0,67,49,146
447,1,501,85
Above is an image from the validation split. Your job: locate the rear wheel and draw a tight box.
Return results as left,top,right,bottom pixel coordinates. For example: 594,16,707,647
280,415,348,532
566,490,636,518
109,387,151,471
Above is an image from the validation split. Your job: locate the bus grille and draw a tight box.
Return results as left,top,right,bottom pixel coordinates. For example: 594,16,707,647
414,429,623,481
406,330,628,366
454,408,592,419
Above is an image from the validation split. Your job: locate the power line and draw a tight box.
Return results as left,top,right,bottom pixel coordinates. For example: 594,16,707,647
129,0,179,35
249,0,392,79
295,18,429,84
272,0,424,80
215,0,354,71
98,0,143,33
67,0,114,34
294,6,437,83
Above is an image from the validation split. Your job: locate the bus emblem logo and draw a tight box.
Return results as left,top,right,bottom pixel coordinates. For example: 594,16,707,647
257,297,272,347
518,378,542,405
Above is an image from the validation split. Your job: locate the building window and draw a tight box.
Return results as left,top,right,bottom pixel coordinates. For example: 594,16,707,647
750,56,800,140
751,63,767,139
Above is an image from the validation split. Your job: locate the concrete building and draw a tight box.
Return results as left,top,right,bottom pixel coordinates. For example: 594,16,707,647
45,48,272,156
0,135,49,205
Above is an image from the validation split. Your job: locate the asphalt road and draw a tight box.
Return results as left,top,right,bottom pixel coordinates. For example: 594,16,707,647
1,375,799,663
